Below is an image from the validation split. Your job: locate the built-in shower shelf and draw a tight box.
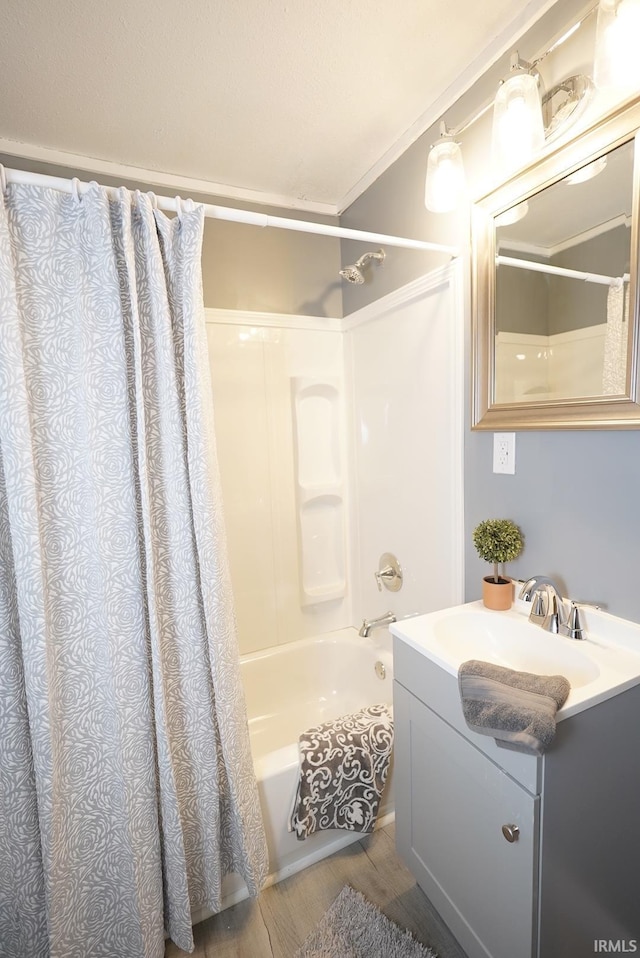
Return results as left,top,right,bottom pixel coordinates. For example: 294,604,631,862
301,582,346,604
291,377,346,607
296,482,342,505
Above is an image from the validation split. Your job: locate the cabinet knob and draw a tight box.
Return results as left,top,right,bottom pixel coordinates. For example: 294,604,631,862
502,823,520,843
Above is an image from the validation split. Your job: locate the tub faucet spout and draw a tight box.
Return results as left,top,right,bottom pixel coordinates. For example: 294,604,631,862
359,611,397,637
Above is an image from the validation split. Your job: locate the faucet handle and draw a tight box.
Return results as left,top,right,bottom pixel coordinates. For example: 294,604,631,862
559,601,600,640
542,592,564,634
560,602,586,640
374,569,386,592
528,588,549,626
374,553,403,593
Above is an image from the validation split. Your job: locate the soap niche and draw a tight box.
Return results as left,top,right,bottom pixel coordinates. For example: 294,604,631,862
291,378,346,607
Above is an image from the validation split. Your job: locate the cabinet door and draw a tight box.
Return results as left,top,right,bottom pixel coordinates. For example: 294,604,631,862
395,681,539,958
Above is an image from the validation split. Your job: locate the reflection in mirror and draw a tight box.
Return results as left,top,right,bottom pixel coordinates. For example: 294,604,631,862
494,139,634,405
472,98,640,430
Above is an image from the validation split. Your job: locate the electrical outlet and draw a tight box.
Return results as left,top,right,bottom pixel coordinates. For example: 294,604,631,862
493,432,516,474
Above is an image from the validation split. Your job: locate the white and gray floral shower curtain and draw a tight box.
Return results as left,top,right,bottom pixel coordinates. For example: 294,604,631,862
602,281,629,395
0,181,268,958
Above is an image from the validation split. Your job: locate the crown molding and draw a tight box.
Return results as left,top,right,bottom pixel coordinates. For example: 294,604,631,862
0,137,338,216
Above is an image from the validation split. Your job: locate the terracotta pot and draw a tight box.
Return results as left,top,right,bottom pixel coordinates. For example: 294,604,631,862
482,575,513,611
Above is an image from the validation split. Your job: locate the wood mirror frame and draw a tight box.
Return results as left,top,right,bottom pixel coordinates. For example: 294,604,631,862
472,96,640,430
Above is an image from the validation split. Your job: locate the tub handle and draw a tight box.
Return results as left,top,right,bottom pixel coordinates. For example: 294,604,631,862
375,553,403,592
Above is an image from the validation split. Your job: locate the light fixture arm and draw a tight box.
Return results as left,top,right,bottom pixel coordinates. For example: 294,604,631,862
433,119,457,144
503,51,545,98
508,51,532,73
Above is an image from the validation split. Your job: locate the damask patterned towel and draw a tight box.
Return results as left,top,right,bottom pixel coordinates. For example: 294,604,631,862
288,704,393,841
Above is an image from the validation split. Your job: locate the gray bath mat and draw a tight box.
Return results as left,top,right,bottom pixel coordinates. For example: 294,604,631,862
294,885,438,958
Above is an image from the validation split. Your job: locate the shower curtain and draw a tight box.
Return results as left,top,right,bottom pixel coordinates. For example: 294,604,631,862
602,281,629,394
0,181,268,958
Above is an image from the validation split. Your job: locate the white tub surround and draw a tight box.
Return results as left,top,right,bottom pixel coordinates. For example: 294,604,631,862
291,377,346,607
345,264,464,628
200,264,465,920
205,313,351,656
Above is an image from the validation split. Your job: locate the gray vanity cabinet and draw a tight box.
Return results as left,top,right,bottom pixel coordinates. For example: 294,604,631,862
394,681,539,958
394,636,640,958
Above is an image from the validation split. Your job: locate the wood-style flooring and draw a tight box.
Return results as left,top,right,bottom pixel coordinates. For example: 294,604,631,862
164,824,469,958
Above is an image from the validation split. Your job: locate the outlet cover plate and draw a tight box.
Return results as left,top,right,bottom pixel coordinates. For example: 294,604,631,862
493,432,516,474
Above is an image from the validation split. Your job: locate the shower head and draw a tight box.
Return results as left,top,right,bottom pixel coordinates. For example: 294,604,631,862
339,264,366,285
339,248,386,284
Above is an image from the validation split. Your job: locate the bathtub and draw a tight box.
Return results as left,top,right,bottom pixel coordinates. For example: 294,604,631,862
208,626,395,916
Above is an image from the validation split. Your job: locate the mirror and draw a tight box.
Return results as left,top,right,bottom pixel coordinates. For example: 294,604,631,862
472,97,640,429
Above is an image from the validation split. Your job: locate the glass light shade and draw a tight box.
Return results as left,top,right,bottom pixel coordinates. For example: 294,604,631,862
492,71,545,176
494,201,529,227
564,156,608,184
594,0,640,94
424,138,466,212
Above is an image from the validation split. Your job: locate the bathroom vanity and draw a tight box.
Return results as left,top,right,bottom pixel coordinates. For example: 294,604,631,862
391,601,640,958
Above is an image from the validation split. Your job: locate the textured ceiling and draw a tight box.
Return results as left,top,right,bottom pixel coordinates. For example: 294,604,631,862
0,0,558,212
499,139,634,252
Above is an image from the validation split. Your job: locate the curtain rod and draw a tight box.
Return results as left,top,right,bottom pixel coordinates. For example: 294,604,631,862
1,166,459,258
497,254,630,288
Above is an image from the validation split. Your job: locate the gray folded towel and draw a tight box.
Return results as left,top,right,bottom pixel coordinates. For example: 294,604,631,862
458,659,570,756
288,704,393,841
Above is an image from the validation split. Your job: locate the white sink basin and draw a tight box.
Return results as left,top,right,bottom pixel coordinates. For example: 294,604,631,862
432,610,600,687
391,597,640,719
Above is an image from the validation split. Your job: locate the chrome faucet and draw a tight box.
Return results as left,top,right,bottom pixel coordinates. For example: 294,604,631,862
518,576,586,640
359,611,397,637
519,576,565,630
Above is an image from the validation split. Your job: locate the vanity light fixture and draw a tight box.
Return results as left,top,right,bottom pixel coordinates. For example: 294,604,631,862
424,121,467,212
594,0,640,94
492,53,545,176
425,5,598,213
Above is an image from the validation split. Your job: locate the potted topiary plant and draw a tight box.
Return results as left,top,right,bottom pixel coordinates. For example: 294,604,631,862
472,518,524,610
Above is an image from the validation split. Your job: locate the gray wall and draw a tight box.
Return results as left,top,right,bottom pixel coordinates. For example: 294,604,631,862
496,227,630,336
339,141,465,312
200,215,342,316
0,153,344,318
549,225,630,334
464,429,640,617
340,0,640,623
497,249,550,336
